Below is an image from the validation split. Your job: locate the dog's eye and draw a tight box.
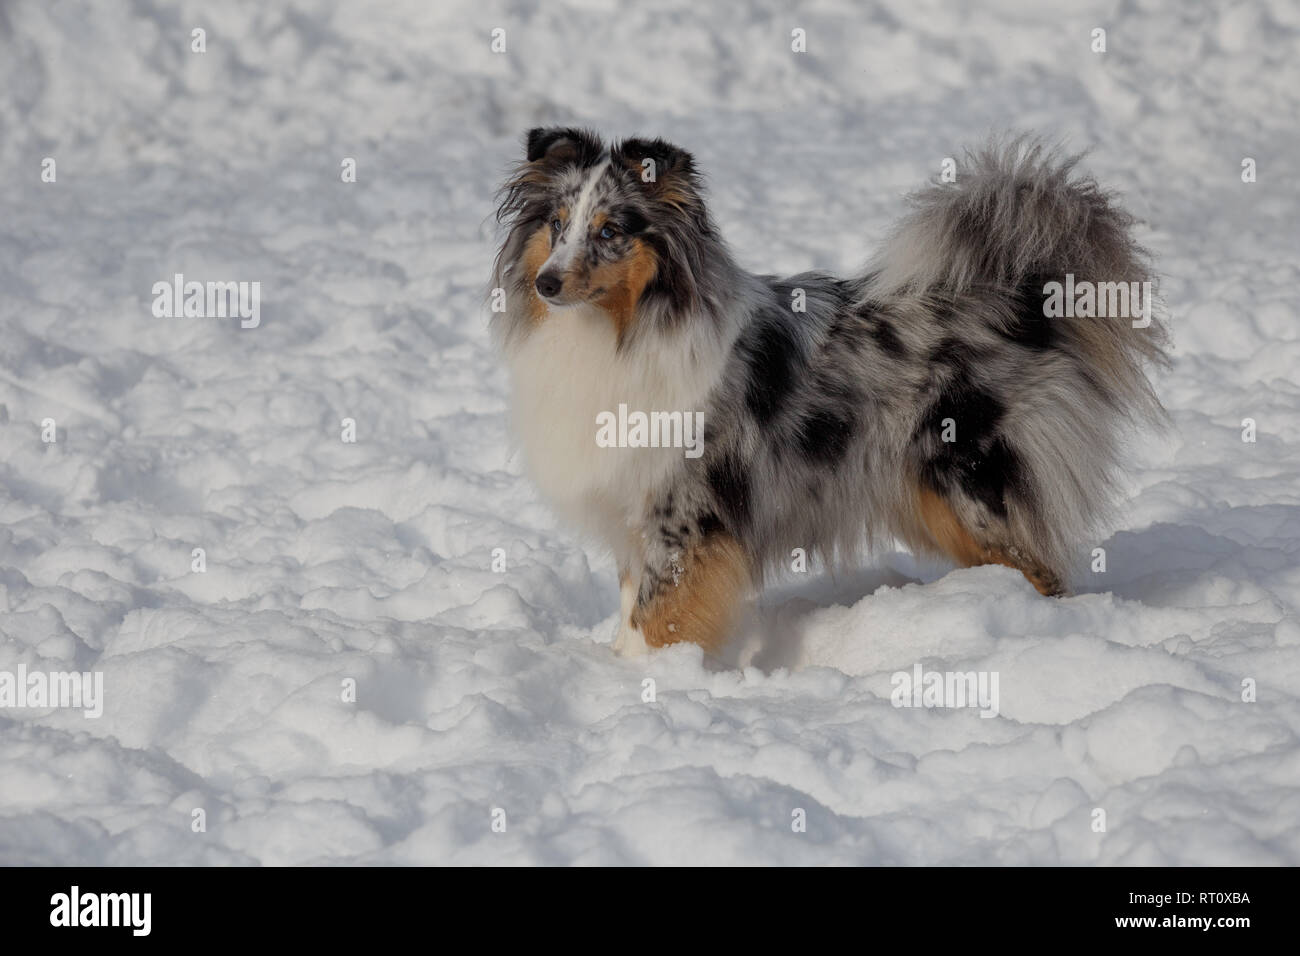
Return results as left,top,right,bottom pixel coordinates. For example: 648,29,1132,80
598,225,617,240
551,218,563,234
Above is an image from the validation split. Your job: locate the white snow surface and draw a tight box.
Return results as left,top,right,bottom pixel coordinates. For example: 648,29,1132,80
1,0,1298,865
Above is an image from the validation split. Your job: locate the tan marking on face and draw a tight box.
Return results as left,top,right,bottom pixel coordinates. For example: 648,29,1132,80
582,239,658,341
631,532,750,653
520,223,552,324
914,486,1063,596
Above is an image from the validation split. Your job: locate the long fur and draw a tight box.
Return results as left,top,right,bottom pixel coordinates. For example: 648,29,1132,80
490,128,1169,652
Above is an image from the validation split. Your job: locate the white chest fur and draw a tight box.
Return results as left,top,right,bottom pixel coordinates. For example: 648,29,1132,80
504,306,724,555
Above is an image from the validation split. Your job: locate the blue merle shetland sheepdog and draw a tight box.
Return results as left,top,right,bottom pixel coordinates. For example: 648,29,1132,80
491,128,1168,656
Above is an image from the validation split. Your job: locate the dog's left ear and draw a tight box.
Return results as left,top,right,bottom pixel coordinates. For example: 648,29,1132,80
613,137,701,203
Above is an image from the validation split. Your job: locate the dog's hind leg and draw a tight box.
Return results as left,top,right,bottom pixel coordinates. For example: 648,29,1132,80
913,485,1065,596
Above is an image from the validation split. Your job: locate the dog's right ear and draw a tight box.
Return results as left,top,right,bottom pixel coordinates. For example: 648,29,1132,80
496,128,601,225
525,127,604,166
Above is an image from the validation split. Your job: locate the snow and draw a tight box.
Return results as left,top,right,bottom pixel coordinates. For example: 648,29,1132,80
1,0,1298,865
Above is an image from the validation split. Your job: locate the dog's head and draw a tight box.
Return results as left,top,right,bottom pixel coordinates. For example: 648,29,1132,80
493,127,714,341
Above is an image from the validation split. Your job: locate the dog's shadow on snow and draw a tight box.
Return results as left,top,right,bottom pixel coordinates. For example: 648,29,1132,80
718,562,923,672
1073,504,1300,602
715,503,1300,673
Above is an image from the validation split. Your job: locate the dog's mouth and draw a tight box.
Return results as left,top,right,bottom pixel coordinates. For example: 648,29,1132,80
538,289,588,309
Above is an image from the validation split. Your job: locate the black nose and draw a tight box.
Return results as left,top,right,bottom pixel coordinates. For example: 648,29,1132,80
535,272,562,299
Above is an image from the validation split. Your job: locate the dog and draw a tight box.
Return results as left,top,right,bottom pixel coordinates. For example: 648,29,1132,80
490,128,1168,656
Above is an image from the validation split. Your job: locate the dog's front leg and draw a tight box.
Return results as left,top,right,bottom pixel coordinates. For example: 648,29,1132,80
628,523,751,655
612,566,650,657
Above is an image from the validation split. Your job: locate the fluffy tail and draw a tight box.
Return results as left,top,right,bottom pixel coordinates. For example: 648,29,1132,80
862,137,1171,583
866,136,1168,410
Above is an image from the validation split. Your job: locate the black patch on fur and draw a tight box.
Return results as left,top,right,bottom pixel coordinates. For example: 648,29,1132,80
741,319,801,425
706,452,751,531
640,232,696,313
975,435,1026,515
915,373,1021,518
797,409,855,465
998,273,1057,350
868,314,907,358
616,208,649,235
697,512,724,538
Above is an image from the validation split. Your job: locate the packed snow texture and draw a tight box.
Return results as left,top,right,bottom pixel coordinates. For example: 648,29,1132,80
1,0,1298,865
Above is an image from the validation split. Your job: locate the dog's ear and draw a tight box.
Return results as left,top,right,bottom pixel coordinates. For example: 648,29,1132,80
612,137,702,207
525,127,604,166
496,129,601,225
